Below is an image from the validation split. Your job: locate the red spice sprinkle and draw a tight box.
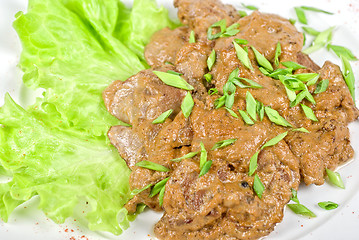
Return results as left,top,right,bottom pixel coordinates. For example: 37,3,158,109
301,225,303,227
71,229,74,232
65,228,69,233
70,237,76,240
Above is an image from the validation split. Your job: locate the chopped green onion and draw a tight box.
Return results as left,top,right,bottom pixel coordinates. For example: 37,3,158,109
341,55,356,102
234,38,249,45
303,27,334,54
301,104,318,121
327,44,358,61
302,26,320,36
181,92,194,118
256,101,265,121
281,61,306,70
171,151,199,162
189,30,196,43
290,90,307,107
238,10,247,17
292,127,310,133
233,77,263,88
200,142,208,169
233,41,253,70
136,161,170,172
239,109,255,125
274,42,281,66
199,160,213,177
295,7,307,24
288,203,316,217
294,73,319,83
153,71,194,90
267,68,294,79
204,73,212,82
165,61,173,65
326,169,345,189
303,32,306,46
314,79,329,94
225,93,235,109
290,188,300,204
207,49,216,71
167,70,182,76
289,18,297,25
225,107,239,118
253,174,265,199
241,3,258,10
119,121,132,127
300,6,334,15
246,91,257,121
208,88,218,95
152,109,173,124
261,131,288,149
158,183,166,207
248,150,260,176
222,23,240,37
211,139,237,150
150,177,170,197
318,201,339,210
207,19,227,40
251,46,273,71
130,183,153,197
264,107,293,127
285,86,297,102
214,95,226,109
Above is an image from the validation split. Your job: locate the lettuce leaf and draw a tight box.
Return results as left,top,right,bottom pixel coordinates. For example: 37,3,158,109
0,0,177,235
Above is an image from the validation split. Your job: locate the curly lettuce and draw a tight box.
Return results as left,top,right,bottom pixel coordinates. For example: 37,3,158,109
0,0,177,235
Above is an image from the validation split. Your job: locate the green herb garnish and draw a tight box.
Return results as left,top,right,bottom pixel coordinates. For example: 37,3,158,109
211,139,237,150
295,7,307,24
238,10,248,17
204,73,212,82
341,55,356,102
327,44,358,61
200,142,208,169
248,150,260,176
302,27,334,54
171,151,199,162
207,19,227,40
158,183,166,207
318,201,339,210
253,174,265,199
241,4,258,10
314,79,329,94
301,104,318,121
246,91,257,121
290,188,300,204
281,61,306,70
225,107,239,118
302,26,320,36
326,169,345,189
234,38,249,45
189,30,196,43
136,161,170,172
208,88,219,95
261,131,288,149
264,107,293,127
233,41,253,70
288,203,316,217
300,6,334,15
149,177,169,197
130,183,153,197
152,109,173,124
251,46,273,71
207,49,216,71
274,42,281,66
239,109,255,125
167,70,182,76
292,127,310,133
153,71,194,90
199,160,213,177
181,92,194,118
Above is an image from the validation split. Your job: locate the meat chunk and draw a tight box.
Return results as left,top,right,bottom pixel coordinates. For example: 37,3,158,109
145,27,189,67
174,0,240,35
103,65,186,126
155,140,300,240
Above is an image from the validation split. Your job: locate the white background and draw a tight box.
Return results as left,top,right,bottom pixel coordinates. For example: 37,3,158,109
0,0,359,239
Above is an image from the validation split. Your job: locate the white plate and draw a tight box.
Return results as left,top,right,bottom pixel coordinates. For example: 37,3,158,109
0,0,359,239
